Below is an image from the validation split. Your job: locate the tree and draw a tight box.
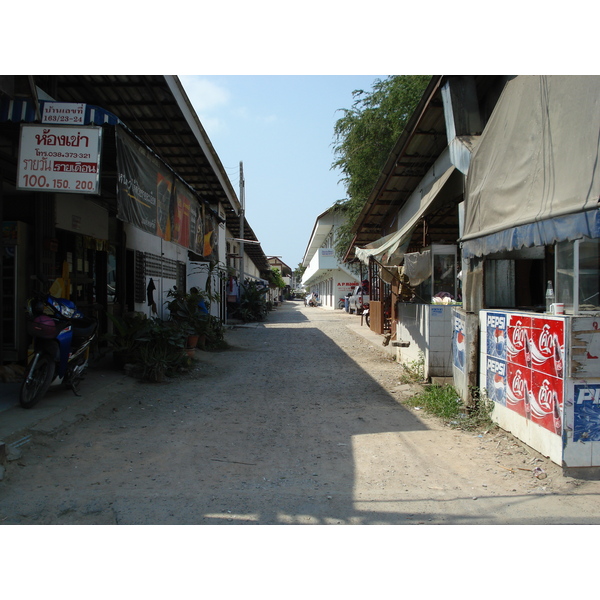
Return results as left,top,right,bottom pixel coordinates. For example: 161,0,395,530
331,75,432,259
293,263,306,282
270,267,286,289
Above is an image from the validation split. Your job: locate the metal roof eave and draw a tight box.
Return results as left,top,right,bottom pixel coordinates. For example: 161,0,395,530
350,76,444,237
164,76,241,216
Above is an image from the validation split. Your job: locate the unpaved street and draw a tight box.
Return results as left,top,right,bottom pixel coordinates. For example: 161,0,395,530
2,300,600,525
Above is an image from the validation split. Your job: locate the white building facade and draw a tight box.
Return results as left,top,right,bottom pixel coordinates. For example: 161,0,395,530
301,207,361,309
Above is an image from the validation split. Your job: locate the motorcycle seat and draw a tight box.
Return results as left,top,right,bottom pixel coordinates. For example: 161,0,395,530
71,317,97,339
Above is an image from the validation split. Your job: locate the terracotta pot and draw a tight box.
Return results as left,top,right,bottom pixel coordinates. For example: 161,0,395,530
186,334,199,349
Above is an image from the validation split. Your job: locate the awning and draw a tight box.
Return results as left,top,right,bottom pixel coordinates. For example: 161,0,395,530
355,165,456,266
462,208,600,258
462,76,600,257
0,98,121,126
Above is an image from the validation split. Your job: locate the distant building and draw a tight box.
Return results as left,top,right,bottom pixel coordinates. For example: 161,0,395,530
301,207,362,309
267,256,292,302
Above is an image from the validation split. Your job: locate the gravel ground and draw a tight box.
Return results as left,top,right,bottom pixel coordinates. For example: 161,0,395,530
1,300,600,525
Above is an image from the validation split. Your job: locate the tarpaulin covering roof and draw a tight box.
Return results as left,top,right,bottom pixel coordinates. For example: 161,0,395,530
462,75,600,258
355,165,456,265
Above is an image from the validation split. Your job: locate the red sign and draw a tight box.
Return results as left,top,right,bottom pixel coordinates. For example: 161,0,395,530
491,312,564,435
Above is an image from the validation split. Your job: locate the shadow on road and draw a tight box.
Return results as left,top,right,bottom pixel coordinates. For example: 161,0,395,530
145,302,450,524
3,301,590,525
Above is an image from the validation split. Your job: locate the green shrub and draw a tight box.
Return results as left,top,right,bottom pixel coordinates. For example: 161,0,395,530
405,384,495,431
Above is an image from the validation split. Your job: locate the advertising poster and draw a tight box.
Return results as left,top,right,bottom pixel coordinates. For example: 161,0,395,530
116,128,174,236
203,211,218,262
484,311,565,435
156,173,173,241
17,124,102,195
570,316,600,377
572,383,600,442
452,310,466,373
172,180,192,248
188,201,204,255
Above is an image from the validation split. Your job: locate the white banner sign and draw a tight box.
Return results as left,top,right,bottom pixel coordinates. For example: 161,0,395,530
17,124,102,194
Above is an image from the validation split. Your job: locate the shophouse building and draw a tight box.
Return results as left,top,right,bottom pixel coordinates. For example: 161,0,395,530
0,75,271,364
348,75,600,470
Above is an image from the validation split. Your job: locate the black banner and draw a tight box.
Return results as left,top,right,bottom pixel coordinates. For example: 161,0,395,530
116,128,174,237
116,127,219,259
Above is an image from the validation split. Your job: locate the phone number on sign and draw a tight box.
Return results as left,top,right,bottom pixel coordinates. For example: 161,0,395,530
35,150,92,159
21,174,96,191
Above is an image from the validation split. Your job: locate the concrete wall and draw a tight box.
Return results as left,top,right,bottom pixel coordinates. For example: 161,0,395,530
396,303,454,379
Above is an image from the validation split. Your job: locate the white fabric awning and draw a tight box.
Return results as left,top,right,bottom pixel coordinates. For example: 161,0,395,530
355,165,456,266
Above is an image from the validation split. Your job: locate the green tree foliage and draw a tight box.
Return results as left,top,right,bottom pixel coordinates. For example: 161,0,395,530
293,263,306,281
331,75,432,259
271,267,286,289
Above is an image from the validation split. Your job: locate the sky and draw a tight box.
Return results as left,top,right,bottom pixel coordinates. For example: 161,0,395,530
179,75,384,271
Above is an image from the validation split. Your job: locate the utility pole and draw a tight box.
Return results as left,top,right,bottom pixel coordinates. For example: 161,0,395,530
239,161,245,290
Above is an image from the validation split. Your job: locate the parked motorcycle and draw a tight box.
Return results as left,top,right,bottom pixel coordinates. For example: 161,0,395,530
20,278,98,409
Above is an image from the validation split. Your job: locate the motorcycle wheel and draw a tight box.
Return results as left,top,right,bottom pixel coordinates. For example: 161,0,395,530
20,353,55,409
365,312,370,327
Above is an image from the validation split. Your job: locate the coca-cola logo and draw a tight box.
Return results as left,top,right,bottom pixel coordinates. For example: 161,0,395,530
538,379,554,412
538,324,553,357
510,321,526,350
510,370,526,400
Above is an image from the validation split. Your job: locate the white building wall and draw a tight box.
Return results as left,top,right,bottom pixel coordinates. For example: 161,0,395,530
306,269,359,310
125,223,189,320
126,208,230,321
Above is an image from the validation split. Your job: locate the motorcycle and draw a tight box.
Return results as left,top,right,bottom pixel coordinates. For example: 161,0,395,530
20,279,98,409
363,303,370,327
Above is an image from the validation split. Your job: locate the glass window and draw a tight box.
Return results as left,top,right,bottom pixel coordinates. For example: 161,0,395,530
578,238,600,311
556,237,600,313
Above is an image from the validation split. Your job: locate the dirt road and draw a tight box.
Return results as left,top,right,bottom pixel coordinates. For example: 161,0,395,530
2,300,600,525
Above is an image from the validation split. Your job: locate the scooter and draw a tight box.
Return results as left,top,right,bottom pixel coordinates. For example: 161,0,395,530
363,303,370,327
20,279,98,409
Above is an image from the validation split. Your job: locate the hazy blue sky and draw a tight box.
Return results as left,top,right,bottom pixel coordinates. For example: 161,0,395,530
180,75,385,270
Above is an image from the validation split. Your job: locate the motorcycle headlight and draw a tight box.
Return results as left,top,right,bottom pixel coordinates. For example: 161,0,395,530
50,298,74,318
61,305,75,318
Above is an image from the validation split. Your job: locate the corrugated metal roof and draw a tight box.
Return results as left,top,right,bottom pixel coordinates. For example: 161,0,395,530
346,76,501,262
2,75,271,274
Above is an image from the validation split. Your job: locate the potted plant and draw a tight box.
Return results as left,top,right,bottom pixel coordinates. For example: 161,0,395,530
135,317,189,382
104,311,150,369
165,287,212,349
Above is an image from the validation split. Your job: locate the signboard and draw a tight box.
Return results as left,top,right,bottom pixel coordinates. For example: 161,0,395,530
482,311,565,435
17,124,102,194
42,102,86,125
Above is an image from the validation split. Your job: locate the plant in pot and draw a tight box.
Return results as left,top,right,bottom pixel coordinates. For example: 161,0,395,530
165,287,211,350
104,311,150,369
136,317,189,382
238,279,269,322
